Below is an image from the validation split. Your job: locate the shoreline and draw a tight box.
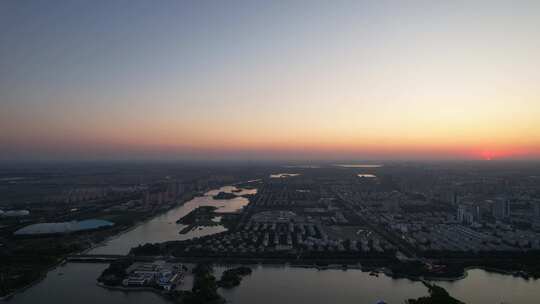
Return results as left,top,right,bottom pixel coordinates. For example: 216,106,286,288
1,193,196,302
3,255,536,301
96,282,167,294
84,193,196,255
128,254,539,283
96,282,178,304
4,182,538,301
0,258,65,301
91,259,540,304
2,182,243,301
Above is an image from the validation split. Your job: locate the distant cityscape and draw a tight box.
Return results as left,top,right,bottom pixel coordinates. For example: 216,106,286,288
2,161,540,303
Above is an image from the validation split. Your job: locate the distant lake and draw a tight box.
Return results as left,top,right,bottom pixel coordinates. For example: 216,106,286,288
282,165,321,168
335,164,383,168
270,173,301,178
206,185,257,197
358,174,377,178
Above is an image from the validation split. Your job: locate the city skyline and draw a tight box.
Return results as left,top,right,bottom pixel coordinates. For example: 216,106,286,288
2,1,540,161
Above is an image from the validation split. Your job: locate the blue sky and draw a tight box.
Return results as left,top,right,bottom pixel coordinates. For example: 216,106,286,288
1,1,540,161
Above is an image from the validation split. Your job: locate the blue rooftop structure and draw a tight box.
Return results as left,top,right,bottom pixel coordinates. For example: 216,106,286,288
14,219,114,235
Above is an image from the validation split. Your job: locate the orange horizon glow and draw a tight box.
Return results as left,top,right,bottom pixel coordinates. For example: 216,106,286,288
3,129,539,160
1,2,540,161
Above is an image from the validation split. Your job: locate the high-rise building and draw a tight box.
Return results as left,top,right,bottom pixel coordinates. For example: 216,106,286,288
457,204,467,223
493,198,510,220
457,203,480,225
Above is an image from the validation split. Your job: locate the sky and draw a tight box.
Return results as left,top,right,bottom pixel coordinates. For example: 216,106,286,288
1,0,540,161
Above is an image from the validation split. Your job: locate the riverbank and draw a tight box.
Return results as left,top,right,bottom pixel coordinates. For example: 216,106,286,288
10,259,540,304
422,265,530,282
97,262,229,304
0,257,65,301
97,282,165,293
89,193,198,253
1,193,197,301
405,281,464,304
93,258,463,304
3,182,254,300
124,250,540,284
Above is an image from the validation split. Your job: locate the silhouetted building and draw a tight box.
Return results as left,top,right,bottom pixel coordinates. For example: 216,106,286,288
457,203,481,225
493,198,510,220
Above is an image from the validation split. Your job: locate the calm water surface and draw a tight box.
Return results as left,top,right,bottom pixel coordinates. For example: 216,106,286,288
7,185,540,304
8,263,165,304
438,269,540,304
219,265,426,304
358,174,377,178
269,173,300,178
91,186,252,254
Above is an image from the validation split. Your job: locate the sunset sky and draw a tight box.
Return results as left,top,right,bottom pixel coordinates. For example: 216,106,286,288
1,1,540,161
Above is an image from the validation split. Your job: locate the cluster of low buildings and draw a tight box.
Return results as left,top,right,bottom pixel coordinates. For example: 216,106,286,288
334,169,540,255
180,208,395,256
414,224,540,252
174,167,540,261
123,261,184,291
384,208,540,253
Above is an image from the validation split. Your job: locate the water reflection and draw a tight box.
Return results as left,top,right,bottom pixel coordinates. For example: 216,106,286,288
270,173,300,178
358,174,377,178
8,263,166,304
90,186,254,255
437,269,540,304
10,263,540,304
205,185,257,197
219,265,426,304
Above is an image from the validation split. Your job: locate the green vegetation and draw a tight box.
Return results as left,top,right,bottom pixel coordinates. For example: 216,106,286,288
171,263,225,304
213,192,237,200
217,266,252,288
406,282,464,304
0,188,182,297
97,258,133,286
421,251,540,279
0,236,89,297
0,257,56,296
176,206,220,226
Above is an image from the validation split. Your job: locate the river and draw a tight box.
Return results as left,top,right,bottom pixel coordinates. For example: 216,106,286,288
90,186,254,254
6,185,540,304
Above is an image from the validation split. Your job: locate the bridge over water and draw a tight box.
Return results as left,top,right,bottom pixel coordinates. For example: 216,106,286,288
66,254,156,263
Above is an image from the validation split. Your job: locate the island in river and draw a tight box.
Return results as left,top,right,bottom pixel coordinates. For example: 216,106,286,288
97,260,244,304
176,206,223,234
176,206,221,226
212,192,238,200
405,282,464,304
